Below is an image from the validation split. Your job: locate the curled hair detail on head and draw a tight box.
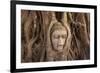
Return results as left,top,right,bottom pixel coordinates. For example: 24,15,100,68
50,22,68,38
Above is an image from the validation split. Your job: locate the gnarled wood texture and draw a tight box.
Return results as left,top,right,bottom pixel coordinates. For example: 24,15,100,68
21,10,90,62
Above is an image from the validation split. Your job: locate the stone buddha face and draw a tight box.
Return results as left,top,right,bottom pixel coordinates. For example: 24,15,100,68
50,22,67,53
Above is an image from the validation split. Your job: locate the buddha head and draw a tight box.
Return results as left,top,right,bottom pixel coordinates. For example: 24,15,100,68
50,22,68,53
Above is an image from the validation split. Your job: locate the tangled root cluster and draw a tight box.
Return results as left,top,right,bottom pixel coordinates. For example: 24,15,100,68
21,10,90,62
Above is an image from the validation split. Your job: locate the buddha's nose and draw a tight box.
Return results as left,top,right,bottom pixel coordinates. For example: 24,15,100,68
58,37,64,45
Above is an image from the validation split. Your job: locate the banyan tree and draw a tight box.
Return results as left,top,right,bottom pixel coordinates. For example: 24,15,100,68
21,10,90,62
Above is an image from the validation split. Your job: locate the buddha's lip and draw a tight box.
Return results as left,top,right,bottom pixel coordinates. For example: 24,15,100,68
58,45,63,46
58,44,63,46
57,45,63,48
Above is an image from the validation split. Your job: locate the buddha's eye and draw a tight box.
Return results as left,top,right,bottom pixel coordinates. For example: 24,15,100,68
53,35,59,39
61,34,67,38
